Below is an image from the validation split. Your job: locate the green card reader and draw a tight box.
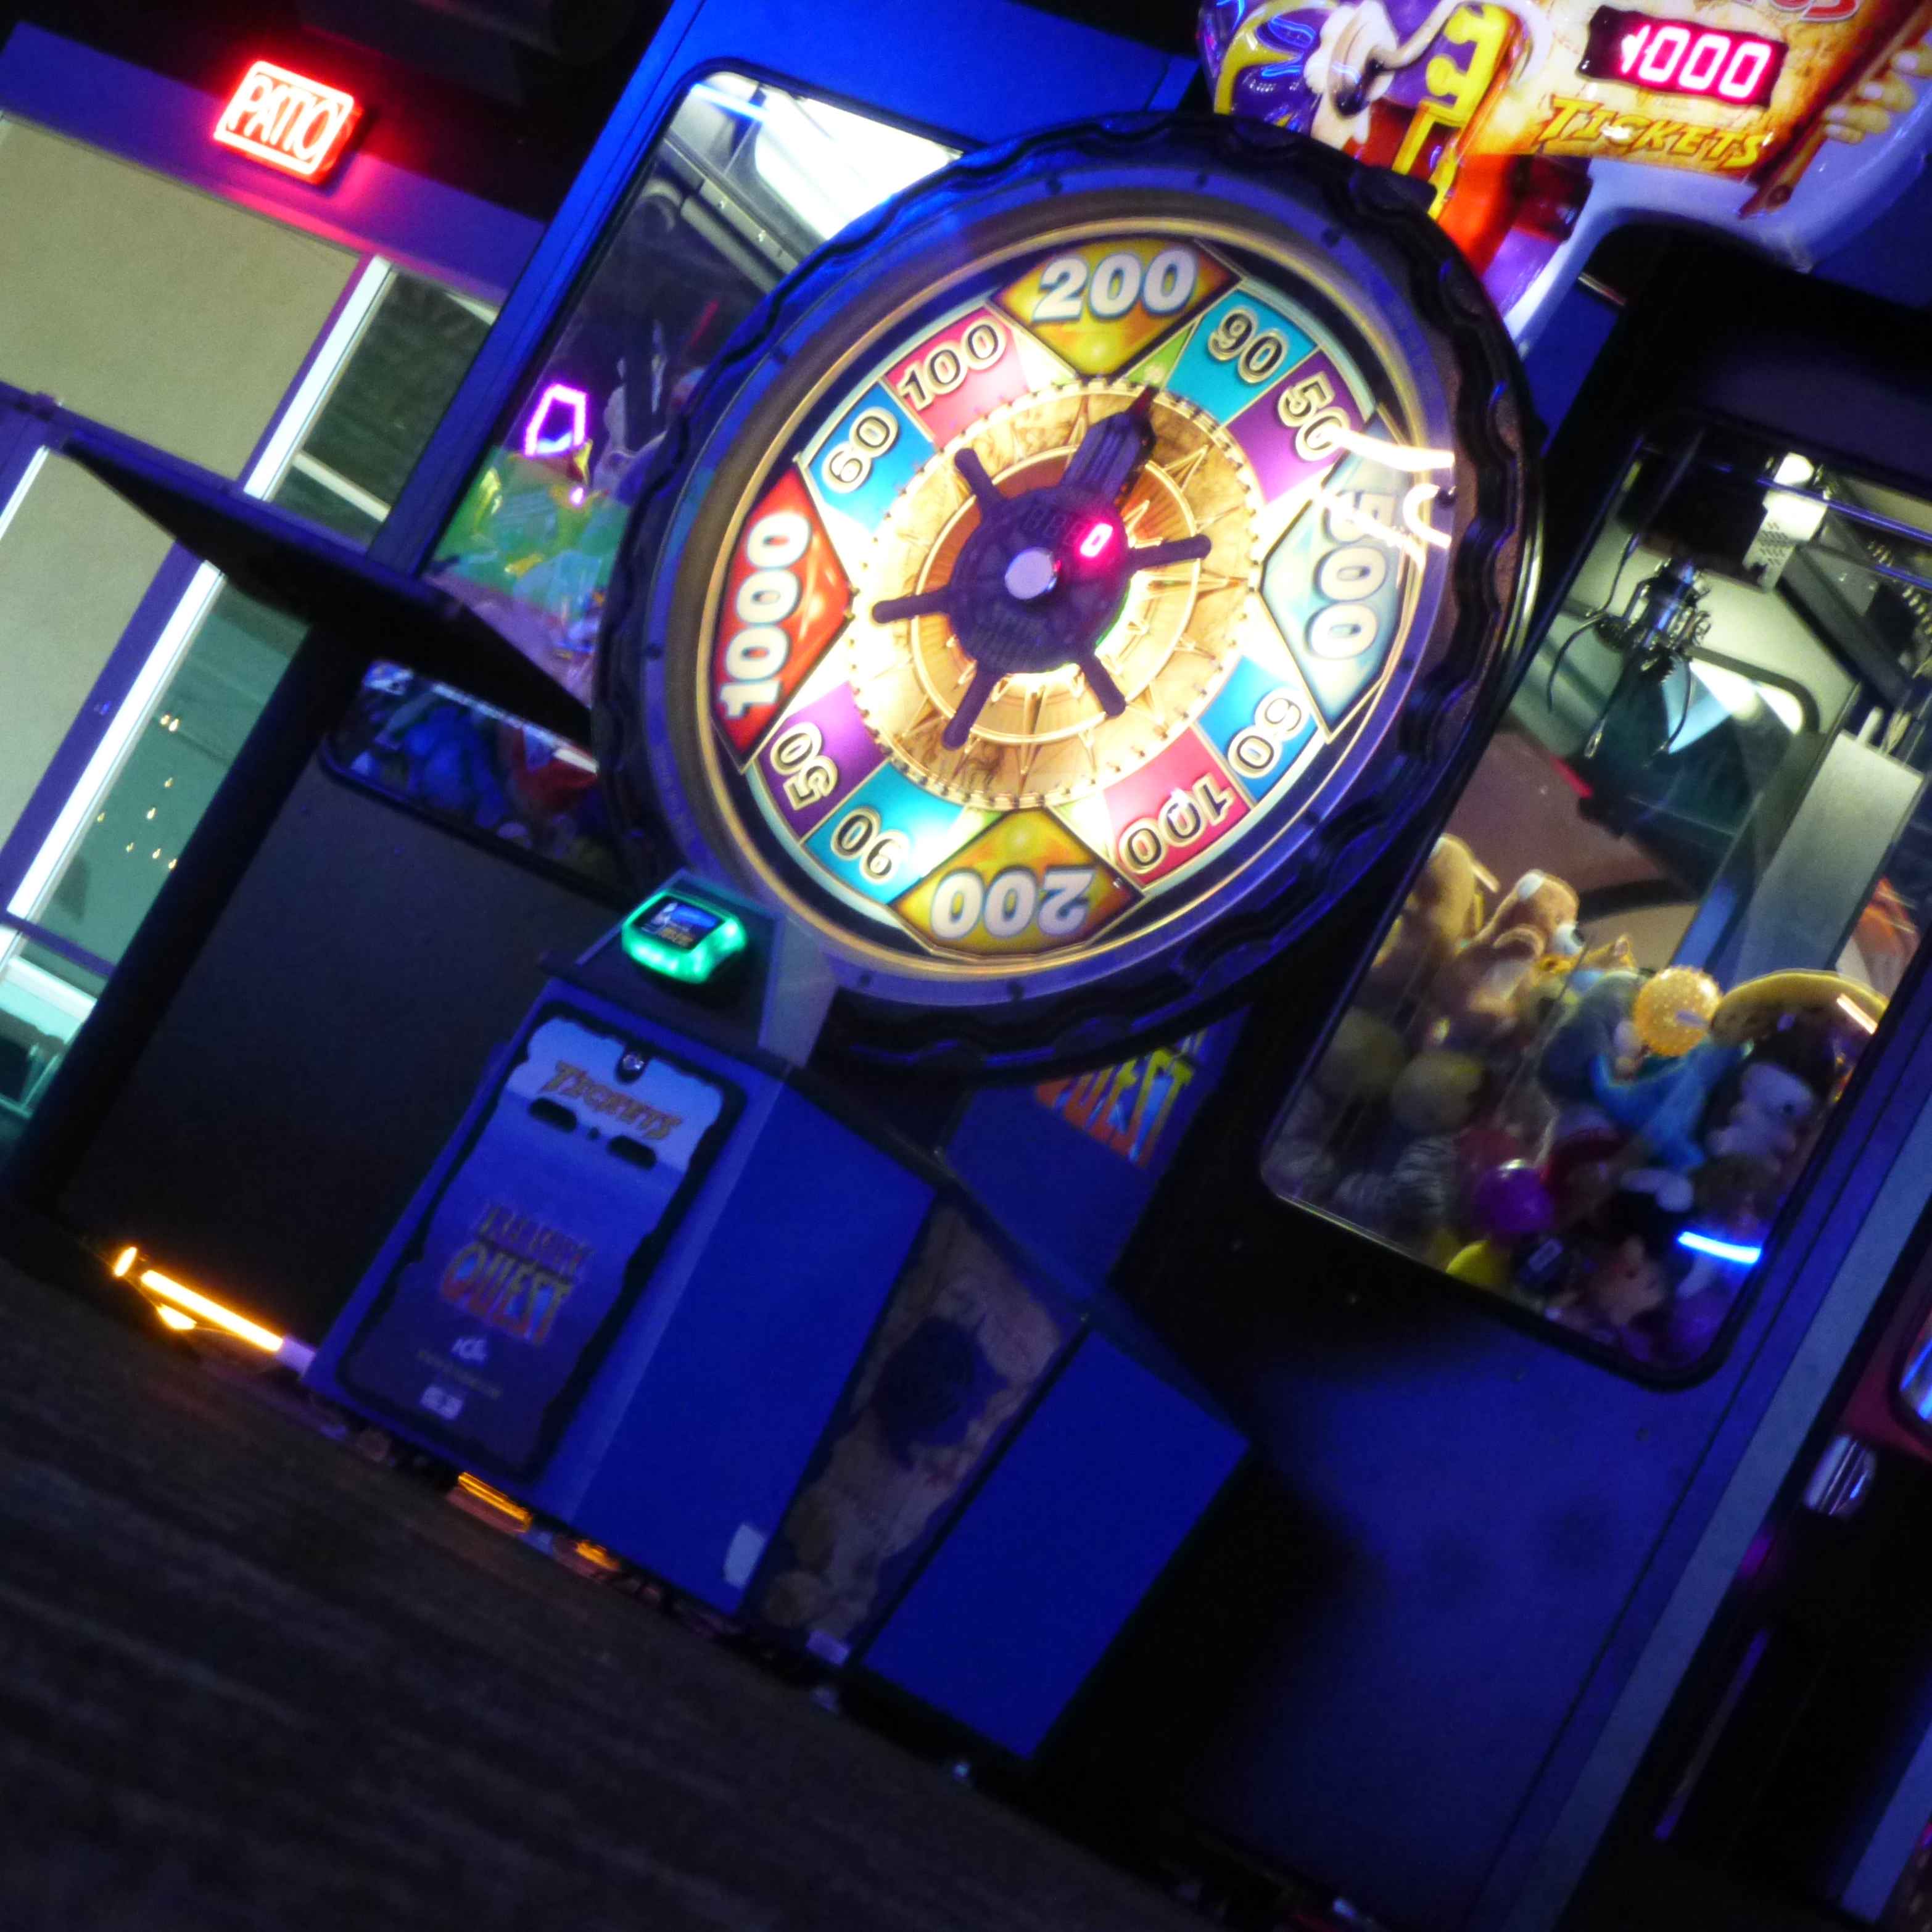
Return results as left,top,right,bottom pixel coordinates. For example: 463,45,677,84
621,888,748,986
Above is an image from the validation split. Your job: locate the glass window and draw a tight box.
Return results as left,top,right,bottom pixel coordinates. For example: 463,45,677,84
1263,434,1932,1374
273,273,496,544
0,269,497,1118
0,117,355,474
0,935,96,1163
425,71,959,701
21,577,310,972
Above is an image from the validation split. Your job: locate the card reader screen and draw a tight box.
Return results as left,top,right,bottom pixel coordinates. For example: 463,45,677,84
640,898,722,952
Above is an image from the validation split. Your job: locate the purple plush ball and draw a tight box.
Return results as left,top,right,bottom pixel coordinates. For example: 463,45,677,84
1472,1161,1556,1241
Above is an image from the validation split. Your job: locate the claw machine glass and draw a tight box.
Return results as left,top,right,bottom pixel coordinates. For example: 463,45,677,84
1262,386,1929,1381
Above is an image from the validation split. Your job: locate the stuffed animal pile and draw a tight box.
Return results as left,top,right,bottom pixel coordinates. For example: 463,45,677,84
1263,835,1889,1367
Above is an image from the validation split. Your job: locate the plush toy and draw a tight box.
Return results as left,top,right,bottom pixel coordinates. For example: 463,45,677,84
1543,1125,1626,1225
1711,970,1884,1058
1653,1284,1730,1365
1332,1170,1402,1234
1579,1237,1671,1327
1704,1059,1817,1165
1509,954,1578,1045
1693,1152,1780,1239
1569,1171,1683,1320
1619,1163,1697,1216
1389,1134,1460,1234
1643,1155,1781,1363
1588,1036,1741,1173
1568,934,1638,994
1364,835,1483,1009
1632,967,1722,1059
1702,1022,1836,1168
1420,869,1580,1049
1473,870,1580,968
1312,1009,1410,1105
1696,973,1875,1184
1538,970,1641,1104
1292,1133,1460,1244
1534,973,1645,1237
1261,1084,1339,1203
1390,1049,1486,1135
1454,1122,1534,1204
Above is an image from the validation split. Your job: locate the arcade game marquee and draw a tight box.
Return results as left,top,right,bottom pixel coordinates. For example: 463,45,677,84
9,0,1932,1925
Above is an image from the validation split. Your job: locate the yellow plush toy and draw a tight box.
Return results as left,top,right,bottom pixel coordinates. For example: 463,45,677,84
1419,869,1580,1051
1365,835,1484,1010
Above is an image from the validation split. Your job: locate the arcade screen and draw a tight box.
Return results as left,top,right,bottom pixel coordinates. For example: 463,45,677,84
424,73,957,704
324,663,627,898
638,898,720,951
1264,434,1932,1373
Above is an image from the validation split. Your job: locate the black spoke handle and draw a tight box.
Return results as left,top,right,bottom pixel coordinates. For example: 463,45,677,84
1127,534,1213,572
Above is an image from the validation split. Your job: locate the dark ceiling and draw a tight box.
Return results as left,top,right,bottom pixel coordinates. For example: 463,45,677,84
0,0,671,219
0,0,1197,225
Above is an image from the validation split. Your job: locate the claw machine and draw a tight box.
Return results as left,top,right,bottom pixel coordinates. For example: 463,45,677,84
1105,236,1932,1929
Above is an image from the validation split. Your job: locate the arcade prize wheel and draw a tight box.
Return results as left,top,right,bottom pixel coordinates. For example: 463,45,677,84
598,117,1538,1074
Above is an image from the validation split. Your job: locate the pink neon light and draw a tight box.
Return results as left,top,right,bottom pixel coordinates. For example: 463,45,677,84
213,60,361,184
1076,521,1116,562
522,382,590,460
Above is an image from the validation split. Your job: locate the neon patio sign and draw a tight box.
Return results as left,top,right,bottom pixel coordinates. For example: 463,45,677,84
213,60,363,185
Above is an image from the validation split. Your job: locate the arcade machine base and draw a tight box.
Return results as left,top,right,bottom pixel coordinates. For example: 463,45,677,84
302,874,1245,1762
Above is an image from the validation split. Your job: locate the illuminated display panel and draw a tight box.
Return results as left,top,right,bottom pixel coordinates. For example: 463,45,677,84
1202,0,1932,333
621,893,745,983
212,60,361,184
642,899,721,951
689,229,1452,976
1579,9,1787,108
426,75,958,706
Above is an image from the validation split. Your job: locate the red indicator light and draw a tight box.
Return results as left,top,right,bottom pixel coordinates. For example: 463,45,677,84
1076,521,1117,562
1579,7,1785,107
213,60,362,184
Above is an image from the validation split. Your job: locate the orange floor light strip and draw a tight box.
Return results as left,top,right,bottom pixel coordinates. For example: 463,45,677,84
454,1473,535,1531
110,1245,315,1370
138,1268,284,1353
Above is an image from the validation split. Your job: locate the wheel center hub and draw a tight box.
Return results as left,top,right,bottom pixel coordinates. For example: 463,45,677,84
868,397,1212,748
1003,545,1060,603
949,485,1131,678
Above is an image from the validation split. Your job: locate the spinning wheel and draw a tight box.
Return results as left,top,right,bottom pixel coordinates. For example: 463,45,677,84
597,117,1537,1071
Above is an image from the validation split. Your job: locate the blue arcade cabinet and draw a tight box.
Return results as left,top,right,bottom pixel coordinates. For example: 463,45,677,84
283,0,1535,1771
302,869,1245,1759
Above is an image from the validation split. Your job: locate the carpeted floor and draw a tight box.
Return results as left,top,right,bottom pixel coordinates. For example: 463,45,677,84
0,1256,1202,1932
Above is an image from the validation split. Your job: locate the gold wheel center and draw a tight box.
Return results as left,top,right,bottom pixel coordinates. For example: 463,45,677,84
850,381,1263,812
